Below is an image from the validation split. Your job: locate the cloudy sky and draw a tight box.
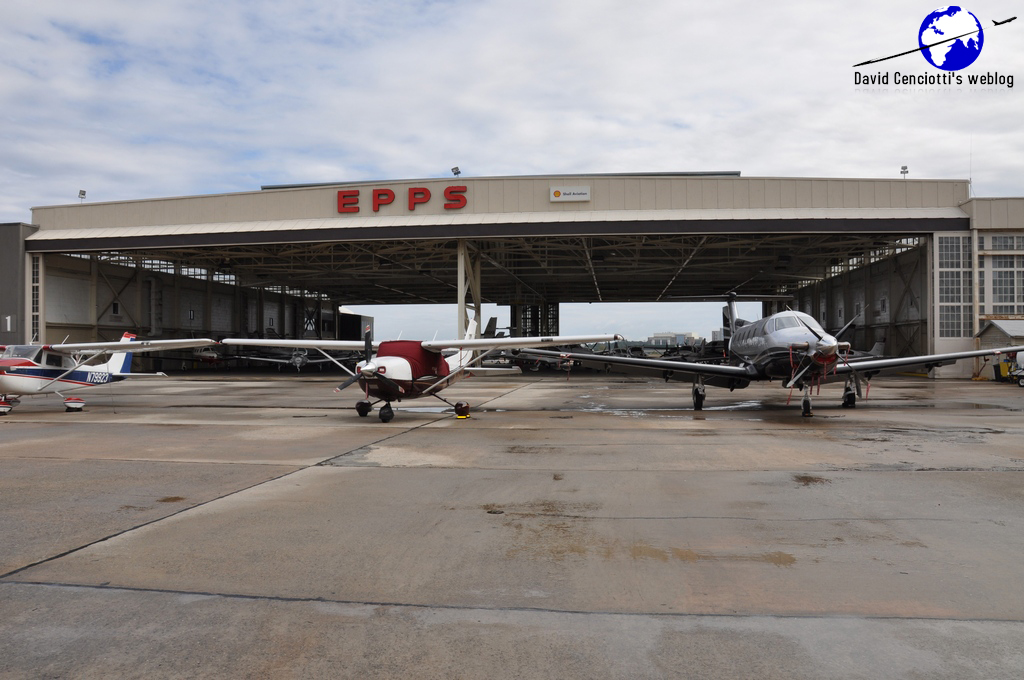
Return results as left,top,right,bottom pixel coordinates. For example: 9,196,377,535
2,1,1021,340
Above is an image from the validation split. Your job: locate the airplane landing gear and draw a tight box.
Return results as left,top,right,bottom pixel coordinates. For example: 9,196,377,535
355,400,372,417
64,396,85,412
842,384,857,408
379,403,395,423
801,386,813,417
691,379,706,411
454,401,471,419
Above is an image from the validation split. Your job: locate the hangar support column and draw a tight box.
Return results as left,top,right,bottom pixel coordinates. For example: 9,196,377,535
1,223,38,345
457,241,482,338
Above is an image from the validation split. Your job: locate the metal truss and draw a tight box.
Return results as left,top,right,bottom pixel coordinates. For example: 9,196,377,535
87,232,926,307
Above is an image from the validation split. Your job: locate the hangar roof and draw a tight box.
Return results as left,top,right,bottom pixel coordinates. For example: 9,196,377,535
25,206,967,251
24,174,973,305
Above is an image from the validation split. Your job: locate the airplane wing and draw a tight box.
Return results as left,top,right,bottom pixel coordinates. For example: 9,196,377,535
221,338,375,351
48,338,218,353
420,334,623,351
516,347,752,382
834,345,1024,376
235,353,342,365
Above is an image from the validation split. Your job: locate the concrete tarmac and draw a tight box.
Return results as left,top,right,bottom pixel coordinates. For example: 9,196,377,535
2,373,1024,678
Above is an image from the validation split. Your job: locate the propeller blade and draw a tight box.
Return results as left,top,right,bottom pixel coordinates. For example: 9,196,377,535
834,313,860,341
785,360,814,390
336,374,361,392
794,315,824,341
363,325,373,362
374,372,406,397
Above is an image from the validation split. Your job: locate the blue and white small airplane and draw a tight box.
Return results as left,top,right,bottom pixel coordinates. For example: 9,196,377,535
0,332,216,414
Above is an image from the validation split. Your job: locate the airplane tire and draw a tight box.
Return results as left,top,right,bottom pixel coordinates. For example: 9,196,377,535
355,400,372,417
692,393,705,411
455,401,471,418
379,405,395,423
1018,377,1024,388
842,393,856,408
801,400,813,417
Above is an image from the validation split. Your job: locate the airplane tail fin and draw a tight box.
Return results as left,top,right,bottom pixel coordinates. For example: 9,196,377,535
449,319,479,369
723,294,740,352
103,332,136,374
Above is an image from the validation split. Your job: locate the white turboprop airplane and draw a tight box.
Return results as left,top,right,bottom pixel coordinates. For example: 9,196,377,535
516,295,1024,416
0,332,217,414
222,321,621,422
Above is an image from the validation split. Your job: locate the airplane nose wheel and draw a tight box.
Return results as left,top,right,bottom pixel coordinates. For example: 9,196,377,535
355,400,372,417
378,403,395,423
691,382,706,411
801,386,813,417
692,376,708,409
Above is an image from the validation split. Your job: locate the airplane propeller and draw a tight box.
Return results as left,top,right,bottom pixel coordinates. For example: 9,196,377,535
335,326,404,398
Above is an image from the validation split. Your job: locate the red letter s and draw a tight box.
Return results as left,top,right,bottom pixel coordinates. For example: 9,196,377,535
444,185,467,210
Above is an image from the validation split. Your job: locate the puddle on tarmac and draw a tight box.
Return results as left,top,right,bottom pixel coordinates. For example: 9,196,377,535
631,542,796,567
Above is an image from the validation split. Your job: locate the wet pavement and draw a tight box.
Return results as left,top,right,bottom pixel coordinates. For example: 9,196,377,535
2,373,1024,678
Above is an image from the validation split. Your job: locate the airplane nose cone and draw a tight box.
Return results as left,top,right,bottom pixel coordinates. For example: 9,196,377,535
360,362,377,377
813,335,839,363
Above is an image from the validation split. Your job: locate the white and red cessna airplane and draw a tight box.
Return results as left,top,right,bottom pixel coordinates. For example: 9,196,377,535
223,321,620,422
0,333,217,414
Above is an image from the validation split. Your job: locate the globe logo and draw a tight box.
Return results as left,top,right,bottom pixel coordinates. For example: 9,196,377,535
919,6,984,70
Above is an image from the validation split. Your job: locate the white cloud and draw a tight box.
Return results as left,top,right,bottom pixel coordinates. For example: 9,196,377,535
3,0,1022,216
2,0,1022,338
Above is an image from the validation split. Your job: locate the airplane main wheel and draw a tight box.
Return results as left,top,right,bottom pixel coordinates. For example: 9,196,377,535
842,393,856,408
692,392,705,411
355,400,372,417
801,399,813,417
455,401,471,419
379,404,395,423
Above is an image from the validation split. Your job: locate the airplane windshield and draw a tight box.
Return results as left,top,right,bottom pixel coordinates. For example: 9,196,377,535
774,316,801,330
794,313,825,333
1,346,42,361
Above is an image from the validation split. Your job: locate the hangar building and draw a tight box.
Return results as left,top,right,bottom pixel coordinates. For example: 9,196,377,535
3,173,1023,378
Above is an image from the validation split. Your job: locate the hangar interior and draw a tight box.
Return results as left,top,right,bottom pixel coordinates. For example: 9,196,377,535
4,174,1023,378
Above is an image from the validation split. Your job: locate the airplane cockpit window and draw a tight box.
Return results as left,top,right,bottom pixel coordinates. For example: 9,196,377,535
774,315,801,330
1,346,42,361
794,313,826,333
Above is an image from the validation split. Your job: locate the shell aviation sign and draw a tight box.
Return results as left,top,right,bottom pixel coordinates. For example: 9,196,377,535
550,186,591,202
337,185,468,213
